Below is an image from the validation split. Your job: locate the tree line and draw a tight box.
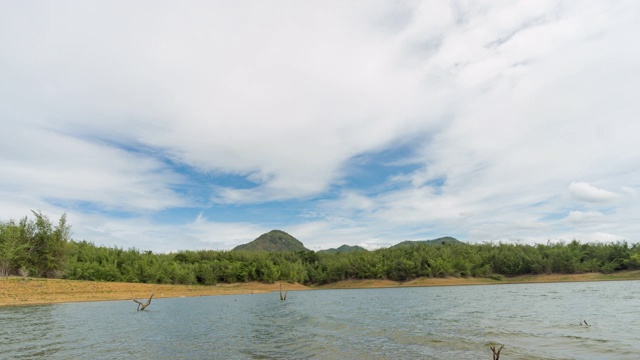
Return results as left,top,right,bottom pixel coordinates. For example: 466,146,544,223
2,212,640,285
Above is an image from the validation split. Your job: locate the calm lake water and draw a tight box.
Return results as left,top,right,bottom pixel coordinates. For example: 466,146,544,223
1,281,639,359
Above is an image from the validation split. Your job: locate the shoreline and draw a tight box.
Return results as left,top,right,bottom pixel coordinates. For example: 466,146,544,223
2,271,639,307
0,278,310,307
316,270,640,289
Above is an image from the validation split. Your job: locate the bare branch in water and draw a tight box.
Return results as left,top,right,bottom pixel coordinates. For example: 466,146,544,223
279,283,288,301
490,345,504,360
132,289,155,311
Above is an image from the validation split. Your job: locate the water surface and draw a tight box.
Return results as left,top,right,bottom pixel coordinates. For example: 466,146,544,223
1,280,638,359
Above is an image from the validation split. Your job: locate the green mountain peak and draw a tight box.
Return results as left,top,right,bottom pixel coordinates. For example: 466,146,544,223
232,230,309,252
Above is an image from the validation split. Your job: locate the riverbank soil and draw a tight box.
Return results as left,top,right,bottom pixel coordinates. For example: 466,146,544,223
2,271,639,307
315,271,640,289
0,277,309,307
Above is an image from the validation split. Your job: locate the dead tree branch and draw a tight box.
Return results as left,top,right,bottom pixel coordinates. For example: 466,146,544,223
279,283,287,301
133,289,155,311
490,345,504,360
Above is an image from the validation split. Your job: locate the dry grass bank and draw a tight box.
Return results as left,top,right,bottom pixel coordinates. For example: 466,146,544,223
0,277,308,307
314,270,640,289
2,271,639,307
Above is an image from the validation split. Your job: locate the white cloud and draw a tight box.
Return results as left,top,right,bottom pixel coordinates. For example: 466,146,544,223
1,1,449,204
569,182,620,203
565,210,605,224
0,125,186,212
573,232,626,243
1,1,640,250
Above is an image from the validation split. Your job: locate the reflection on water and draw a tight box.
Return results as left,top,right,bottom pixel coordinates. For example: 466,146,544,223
0,280,639,359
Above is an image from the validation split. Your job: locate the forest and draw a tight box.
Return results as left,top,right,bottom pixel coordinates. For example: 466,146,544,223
2,212,640,285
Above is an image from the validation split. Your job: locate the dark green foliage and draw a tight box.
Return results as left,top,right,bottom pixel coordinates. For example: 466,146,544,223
2,212,640,286
232,230,309,252
32,238,640,285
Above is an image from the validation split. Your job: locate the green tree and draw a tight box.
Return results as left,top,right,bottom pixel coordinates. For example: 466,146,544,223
0,220,27,276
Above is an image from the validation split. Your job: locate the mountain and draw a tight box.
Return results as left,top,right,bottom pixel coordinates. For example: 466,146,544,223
317,244,369,254
232,230,309,252
390,236,462,248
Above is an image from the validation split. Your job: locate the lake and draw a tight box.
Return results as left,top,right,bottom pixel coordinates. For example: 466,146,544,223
1,280,639,359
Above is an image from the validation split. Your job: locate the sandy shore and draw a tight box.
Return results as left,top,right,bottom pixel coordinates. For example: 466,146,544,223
2,271,639,307
316,271,640,289
0,278,309,307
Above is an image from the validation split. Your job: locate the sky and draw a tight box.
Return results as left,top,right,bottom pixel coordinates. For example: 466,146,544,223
1,1,639,252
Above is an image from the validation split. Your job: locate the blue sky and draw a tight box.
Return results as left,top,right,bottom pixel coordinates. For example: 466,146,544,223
1,1,639,252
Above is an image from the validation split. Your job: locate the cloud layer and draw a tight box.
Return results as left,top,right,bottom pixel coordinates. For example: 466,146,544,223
1,1,639,251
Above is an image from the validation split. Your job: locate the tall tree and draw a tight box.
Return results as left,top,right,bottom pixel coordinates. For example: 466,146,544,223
28,211,70,278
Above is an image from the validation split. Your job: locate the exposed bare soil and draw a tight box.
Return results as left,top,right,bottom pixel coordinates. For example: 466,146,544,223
2,271,639,307
316,271,640,289
0,278,308,307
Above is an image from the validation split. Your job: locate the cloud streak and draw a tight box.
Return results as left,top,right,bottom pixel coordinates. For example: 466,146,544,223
1,1,639,251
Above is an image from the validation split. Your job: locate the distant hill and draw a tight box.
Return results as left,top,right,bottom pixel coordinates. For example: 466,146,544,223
390,236,462,248
318,244,369,254
232,230,309,252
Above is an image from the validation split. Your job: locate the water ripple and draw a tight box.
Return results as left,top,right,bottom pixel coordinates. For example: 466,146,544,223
1,281,639,359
